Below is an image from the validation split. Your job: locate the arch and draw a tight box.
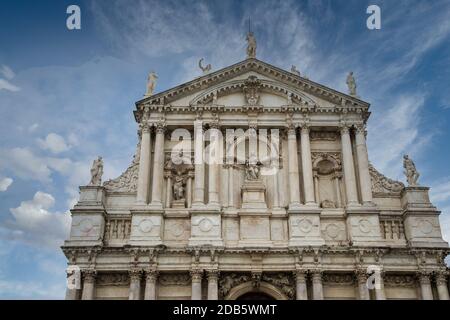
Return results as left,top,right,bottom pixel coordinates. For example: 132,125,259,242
224,281,289,300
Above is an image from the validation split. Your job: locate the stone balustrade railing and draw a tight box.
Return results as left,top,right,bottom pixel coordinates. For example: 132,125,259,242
380,217,405,241
104,216,132,244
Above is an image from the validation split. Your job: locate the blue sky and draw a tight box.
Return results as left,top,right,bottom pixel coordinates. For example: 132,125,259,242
0,0,450,299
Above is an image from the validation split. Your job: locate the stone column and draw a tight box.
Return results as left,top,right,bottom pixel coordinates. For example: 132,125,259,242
311,270,324,300
374,271,386,300
435,271,450,300
334,172,343,208
81,270,96,300
144,270,159,300
186,172,194,208
191,269,203,300
207,270,219,300
313,172,320,206
208,125,220,208
165,171,172,208
193,120,205,207
65,267,81,300
287,126,301,209
355,125,373,205
340,125,358,206
271,130,280,209
136,124,152,204
294,270,308,300
128,269,142,300
228,166,234,208
418,271,434,300
355,270,370,300
300,125,316,205
150,123,166,208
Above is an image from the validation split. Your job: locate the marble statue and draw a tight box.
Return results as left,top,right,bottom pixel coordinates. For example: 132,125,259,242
246,31,257,59
403,154,420,186
245,153,261,181
346,72,357,96
89,156,103,186
173,174,185,200
198,58,211,75
291,65,300,76
145,71,158,97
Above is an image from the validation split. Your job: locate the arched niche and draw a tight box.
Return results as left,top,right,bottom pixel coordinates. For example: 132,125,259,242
312,153,343,209
224,281,289,300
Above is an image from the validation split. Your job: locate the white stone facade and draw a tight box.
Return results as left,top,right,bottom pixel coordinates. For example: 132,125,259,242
62,58,449,300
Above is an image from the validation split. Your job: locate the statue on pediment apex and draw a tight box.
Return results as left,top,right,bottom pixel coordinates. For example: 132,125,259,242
403,154,420,186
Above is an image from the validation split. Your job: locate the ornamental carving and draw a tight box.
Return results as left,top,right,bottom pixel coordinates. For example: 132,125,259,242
243,75,261,105
369,164,404,195
158,273,191,286
96,273,130,286
219,273,250,298
384,274,416,287
261,273,295,299
310,131,338,141
322,273,355,286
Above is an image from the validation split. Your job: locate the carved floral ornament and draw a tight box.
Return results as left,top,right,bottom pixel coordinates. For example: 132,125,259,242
369,163,405,196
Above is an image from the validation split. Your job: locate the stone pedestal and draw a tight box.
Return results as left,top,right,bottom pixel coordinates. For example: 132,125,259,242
129,210,163,246
346,207,383,246
65,186,106,247
288,208,324,247
172,199,186,209
401,187,448,248
241,179,267,209
188,211,223,247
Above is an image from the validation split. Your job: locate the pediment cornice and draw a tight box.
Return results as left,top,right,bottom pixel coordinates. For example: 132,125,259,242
136,58,370,109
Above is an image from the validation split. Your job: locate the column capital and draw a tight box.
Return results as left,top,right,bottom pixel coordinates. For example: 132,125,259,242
140,121,152,133
206,270,219,281
129,269,143,282
354,123,367,136
416,270,432,283
145,269,159,282
310,269,323,281
190,269,203,282
339,123,351,135
293,269,307,281
354,269,368,282
82,269,97,283
155,121,167,134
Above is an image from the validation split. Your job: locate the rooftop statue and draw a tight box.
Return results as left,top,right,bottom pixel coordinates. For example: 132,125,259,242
89,156,103,186
246,31,257,59
291,65,300,76
403,154,420,186
198,58,212,75
346,71,357,96
145,71,158,97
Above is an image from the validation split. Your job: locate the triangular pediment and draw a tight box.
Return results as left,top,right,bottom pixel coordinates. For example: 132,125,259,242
136,58,369,110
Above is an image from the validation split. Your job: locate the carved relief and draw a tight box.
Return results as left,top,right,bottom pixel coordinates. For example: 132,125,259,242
323,273,354,286
243,75,261,105
159,273,191,286
310,131,338,141
369,164,404,196
384,274,416,287
261,273,295,299
219,273,251,298
96,273,130,286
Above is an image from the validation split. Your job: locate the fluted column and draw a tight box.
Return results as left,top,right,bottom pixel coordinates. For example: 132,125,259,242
150,123,166,208
144,270,158,300
128,269,142,300
435,271,450,300
294,270,308,300
81,270,96,300
287,125,301,209
355,124,373,205
355,269,370,300
193,120,205,207
340,125,358,206
208,125,220,208
136,124,152,204
207,270,219,300
165,171,172,208
191,269,203,300
300,125,316,205
418,271,434,300
311,270,324,300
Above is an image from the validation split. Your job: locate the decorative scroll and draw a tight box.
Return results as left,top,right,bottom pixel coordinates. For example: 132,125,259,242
103,162,139,192
369,164,404,196
218,273,250,298
261,273,295,299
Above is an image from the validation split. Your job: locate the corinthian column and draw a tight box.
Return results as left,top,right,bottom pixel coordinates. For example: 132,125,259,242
144,270,158,300
355,124,373,205
436,271,450,300
300,124,316,205
191,269,203,300
340,125,358,206
193,120,205,207
311,270,324,300
418,271,434,300
150,123,166,208
128,269,142,300
81,270,96,300
208,125,220,208
355,269,370,300
287,125,301,209
207,270,219,300
294,270,308,300
136,124,152,204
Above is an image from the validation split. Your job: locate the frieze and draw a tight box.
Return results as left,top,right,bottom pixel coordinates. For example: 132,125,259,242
158,273,191,286
96,273,130,286
261,273,295,299
384,274,417,287
322,273,355,286
219,273,251,298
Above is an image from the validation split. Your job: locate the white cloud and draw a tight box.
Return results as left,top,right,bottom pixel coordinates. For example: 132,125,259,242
430,178,450,203
2,191,71,249
28,123,39,132
0,279,65,300
0,79,20,92
0,65,15,80
0,177,13,192
37,133,71,154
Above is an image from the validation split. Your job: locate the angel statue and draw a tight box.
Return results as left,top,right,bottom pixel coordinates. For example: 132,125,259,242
198,58,212,75
246,31,257,59
403,154,420,186
173,174,185,200
346,71,357,96
89,156,103,186
145,71,158,97
291,65,300,76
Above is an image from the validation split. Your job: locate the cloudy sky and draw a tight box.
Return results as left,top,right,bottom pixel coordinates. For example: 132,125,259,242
1,0,450,299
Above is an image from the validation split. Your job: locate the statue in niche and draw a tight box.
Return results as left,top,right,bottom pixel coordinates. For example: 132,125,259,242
198,58,212,75
173,174,185,200
245,153,261,181
291,65,300,76
145,71,158,97
321,199,336,209
89,156,103,186
346,71,357,96
403,154,420,186
246,31,257,58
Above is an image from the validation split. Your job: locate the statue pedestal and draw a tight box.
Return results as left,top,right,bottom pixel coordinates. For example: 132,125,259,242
241,179,267,209
172,199,186,209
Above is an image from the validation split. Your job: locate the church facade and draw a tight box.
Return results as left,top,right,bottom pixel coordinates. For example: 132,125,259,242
62,37,449,300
